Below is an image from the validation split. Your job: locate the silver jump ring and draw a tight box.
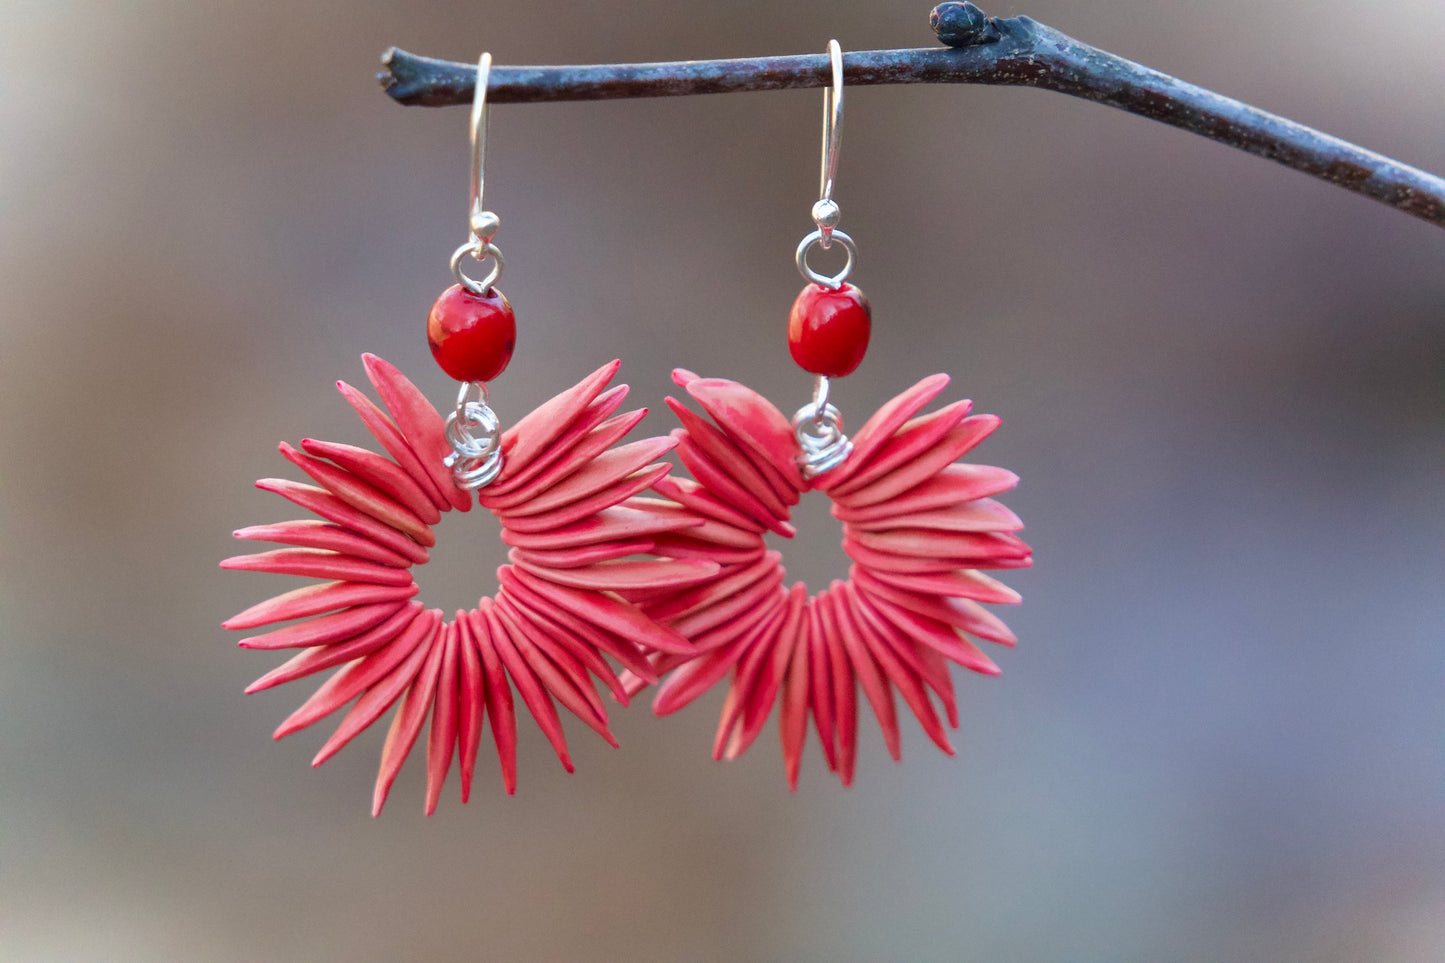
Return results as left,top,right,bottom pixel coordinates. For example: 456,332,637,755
446,381,499,456
447,447,503,490
795,229,856,289
450,240,505,296
444,416,503,488
445,403,500,458
443,380,504,489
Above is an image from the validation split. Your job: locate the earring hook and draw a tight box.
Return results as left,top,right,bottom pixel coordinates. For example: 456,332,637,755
468,52,495,242
451,52,505,296
796,39,856,289
814,39,845,247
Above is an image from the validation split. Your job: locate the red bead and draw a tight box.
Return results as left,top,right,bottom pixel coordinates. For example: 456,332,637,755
787,282,871,377
427,284,516,382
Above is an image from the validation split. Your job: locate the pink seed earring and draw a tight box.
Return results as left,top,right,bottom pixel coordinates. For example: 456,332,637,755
223,53,711,815
630,41,1031,788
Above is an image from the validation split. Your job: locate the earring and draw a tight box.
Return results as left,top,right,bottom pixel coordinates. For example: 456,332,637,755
223,53,710,816
631,41,1030,788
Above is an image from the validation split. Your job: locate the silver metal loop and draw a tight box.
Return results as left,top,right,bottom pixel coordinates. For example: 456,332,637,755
450,239,505,295
445,406,500,459
443,381,504,489
817,39,845,244
447,447,503,490
795,228,856,289
793,376,852,478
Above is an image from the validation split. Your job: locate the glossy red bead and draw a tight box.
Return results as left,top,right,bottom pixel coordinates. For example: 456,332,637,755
427,284,516,382
787,282,871,377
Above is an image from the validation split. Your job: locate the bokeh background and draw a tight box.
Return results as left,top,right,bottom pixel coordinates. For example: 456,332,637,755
3,1,1442,960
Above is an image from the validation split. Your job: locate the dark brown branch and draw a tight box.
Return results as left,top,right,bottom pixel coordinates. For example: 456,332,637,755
379,3,1445,228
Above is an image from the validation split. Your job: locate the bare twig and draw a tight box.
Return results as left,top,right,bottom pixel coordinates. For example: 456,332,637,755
379,2,1445,229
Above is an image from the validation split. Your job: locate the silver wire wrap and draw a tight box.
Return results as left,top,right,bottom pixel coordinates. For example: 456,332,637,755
444,381,504,489
452,52,505,296
792,375,852,479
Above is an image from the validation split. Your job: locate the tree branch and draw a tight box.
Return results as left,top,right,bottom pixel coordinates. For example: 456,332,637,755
379,2,1445,229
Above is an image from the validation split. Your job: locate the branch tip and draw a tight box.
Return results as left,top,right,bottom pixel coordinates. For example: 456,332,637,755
377,47,399,94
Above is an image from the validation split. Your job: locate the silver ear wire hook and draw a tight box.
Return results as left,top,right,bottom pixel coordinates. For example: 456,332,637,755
451,51,505,295
815,38,844,247
796,39,857,290
468,52,494,240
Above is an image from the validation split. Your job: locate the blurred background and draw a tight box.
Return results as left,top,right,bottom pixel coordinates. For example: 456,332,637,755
2,1,1442,960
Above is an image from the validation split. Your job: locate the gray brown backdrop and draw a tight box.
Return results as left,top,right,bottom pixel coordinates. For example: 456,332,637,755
2,1,1442,960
